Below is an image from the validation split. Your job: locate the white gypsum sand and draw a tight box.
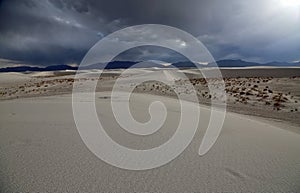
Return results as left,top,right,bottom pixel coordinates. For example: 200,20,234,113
0,92,300,192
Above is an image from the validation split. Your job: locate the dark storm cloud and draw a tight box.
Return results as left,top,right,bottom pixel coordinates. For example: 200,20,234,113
112,46,188,63
0,0,299,65
0,0,127,65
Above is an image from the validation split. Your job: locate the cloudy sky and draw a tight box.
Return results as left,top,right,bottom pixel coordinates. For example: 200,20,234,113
0,0,299,66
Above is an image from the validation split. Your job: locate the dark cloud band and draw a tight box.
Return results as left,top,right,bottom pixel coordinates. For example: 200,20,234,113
0,0,299,65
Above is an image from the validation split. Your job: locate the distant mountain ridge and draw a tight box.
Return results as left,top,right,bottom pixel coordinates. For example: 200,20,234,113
216,60,300,67
0,65,77,72
0,59,299,72
172,60,300,68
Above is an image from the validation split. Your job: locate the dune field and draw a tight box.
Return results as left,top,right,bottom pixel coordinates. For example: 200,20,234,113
0,68,300,192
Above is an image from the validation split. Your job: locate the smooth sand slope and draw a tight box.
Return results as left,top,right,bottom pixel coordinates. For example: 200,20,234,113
0,92,300,192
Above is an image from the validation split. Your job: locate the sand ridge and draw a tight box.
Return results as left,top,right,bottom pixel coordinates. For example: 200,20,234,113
1,68,300,128
0,92,300,192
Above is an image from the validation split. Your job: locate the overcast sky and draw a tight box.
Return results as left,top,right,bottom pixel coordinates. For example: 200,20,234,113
0,0,299,65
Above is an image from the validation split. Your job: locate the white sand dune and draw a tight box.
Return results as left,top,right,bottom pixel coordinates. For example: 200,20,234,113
0,72,32,86
30,71,57,77
0,92,299,192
